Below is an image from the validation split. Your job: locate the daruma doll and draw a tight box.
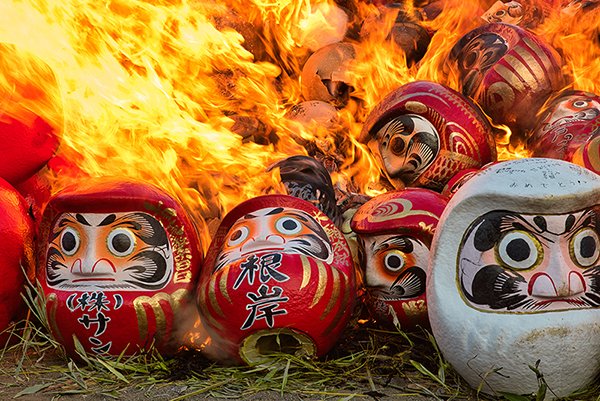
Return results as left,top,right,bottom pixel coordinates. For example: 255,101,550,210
38,179,203,357
449,22,564,137
351,188,448,329
197,194,356,365
528,90,600,173
359,80,496,191
428,158,600,398
0,178,35,344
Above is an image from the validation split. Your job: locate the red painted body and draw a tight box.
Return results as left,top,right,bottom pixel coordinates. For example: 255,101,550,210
0,178,35,344
450,22,564,136
198,195,356,364
38,179,203,357
351,188,447,329
0,116,58,185
528,90,600,169
360,80,496,191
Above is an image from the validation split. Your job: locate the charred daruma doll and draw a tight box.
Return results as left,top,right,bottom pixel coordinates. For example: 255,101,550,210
428,158,600,397
38,179,203,357
449,22,563,138
351,188,447,329
0,178,35,344
198,195,356,365
359,80,496,192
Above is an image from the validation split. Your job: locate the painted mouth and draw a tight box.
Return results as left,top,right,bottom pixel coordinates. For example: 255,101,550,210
71,277,116,283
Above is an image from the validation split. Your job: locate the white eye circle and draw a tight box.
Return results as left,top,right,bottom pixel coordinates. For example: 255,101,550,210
107,228,136,257
573,100,589,108
227,226,249,247
384,250,406,272
571,227,600,268
497,230,542,270
60,227,80,256
275,217,303,235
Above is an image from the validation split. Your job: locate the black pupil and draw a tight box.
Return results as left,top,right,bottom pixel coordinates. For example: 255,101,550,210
390,136,406,154
386,254,403,270
62,232,77,252
580,235,597,259
507,238,531,262
231,229,243,241
112,233,132,253
282,219,298,231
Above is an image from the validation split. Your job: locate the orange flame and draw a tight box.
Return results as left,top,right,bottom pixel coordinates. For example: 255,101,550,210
0,0,597,251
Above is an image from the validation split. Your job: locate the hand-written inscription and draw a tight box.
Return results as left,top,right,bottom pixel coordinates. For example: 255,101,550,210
65,291,121,354
233,253,290,330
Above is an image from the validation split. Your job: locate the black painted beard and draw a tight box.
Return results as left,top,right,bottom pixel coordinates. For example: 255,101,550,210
460,261,600,311
370,266,426,301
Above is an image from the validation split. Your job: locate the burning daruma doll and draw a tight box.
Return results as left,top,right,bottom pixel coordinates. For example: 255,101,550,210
428,158,600,397
351,188,448,329
359,80,496,191
198,195,356,365
38,179,203,357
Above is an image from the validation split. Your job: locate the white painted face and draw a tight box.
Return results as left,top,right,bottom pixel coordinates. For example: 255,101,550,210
360,234,429,301
46,212,174,291
214,207,334,271
459,208,600,312
371,114,440,184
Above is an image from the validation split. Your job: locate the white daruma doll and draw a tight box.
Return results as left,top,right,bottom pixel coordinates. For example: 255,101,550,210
428,158,600,398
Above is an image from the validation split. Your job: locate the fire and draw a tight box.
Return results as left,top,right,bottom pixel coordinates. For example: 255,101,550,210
0,0,597,251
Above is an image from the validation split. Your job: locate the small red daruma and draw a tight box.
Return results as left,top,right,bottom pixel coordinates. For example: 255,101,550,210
0,178,35,345
351,188,448,329
197,195,356,365
528,90,600,165
38,179,203,357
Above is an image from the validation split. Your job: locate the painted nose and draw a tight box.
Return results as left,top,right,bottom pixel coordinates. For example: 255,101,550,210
72,249,116,275
529,248,586,298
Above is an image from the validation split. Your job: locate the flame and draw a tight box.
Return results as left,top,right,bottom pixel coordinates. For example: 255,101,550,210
0,0,597,246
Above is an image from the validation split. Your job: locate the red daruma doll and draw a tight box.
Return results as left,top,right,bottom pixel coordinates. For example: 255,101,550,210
198,195,356,365
351,188,448,329
0,178,35,344
38,179,203,357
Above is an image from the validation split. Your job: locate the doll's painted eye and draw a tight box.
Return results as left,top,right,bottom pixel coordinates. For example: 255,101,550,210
107,228,136,257
228,226,250,247
496,230,542,270
384,250,406,272
60,227,80,256
275,217,302,235
571,227,600,268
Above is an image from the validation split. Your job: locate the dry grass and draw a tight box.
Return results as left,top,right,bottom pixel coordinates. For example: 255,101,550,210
0,282,598,401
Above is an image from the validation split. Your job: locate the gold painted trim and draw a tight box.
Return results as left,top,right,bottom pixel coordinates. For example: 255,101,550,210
504,54,539,91
309,260,327,308
321,268,340,319
300,255,312,290
208,274,225,317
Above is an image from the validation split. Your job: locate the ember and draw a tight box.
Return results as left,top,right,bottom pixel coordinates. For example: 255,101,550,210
0,0,599,397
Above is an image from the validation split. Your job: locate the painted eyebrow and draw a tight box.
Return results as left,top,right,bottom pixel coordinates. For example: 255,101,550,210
110,214,143,230
98,214,116,226
566,209,596,240
373,236,418,254
75,213,91,226
57,214,78,227
502,215,555,244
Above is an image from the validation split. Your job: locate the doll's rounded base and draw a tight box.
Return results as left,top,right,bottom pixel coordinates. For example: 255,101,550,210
239,328,316,365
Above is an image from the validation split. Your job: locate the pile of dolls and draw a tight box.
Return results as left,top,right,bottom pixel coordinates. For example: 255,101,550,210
0,1,599,400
